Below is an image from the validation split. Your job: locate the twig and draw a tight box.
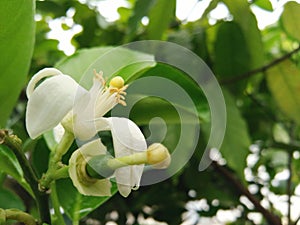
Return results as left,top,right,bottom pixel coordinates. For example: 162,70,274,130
211,161,282,225
0,130,50,224
269,141,300,152
287,151,292,225
293,214,300,225
221,45,300,85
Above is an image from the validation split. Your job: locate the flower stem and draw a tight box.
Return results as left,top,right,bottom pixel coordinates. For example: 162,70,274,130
0,130,50,224
53,131,74,162
50,182,66,225
39,131,74,191
107,152,148,169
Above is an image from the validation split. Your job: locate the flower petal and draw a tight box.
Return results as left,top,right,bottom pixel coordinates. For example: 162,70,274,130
26,74,83,139
69,139,112,196
99,117,147,152
26,68,63,98
94,117,147,197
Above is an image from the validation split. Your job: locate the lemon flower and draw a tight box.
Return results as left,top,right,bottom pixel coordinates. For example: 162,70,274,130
69,139,171,197
26,68,147,196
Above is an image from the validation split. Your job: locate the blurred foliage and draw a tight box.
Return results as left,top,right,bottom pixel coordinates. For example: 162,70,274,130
2,0,300,224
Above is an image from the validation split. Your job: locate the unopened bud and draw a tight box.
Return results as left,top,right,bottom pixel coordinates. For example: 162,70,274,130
147,143,171,169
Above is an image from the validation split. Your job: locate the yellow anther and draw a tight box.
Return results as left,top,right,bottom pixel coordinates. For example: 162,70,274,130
109,76,125,89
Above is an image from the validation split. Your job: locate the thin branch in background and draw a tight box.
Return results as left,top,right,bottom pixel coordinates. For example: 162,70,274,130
211,161,282,225
287,151,293,225
221,45,300,85
293,214,300,225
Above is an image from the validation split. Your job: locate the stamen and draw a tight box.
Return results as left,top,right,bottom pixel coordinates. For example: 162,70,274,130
93,69,106,86
108,79,128,106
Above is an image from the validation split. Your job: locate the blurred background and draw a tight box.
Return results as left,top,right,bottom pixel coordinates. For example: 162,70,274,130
2,0,300,224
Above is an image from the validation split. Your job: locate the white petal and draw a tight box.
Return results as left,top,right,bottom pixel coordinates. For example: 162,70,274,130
73,77,106,141
94,117,147,197
69,139,112,196
103,117,147,152
26,75,83,139
26,68,63,98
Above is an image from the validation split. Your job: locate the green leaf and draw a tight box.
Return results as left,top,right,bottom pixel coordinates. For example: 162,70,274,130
124,63,209,124
31,139,50,178
253,0,273,11
0,0,35,127
0,188,25,211
281,1,300,42
222,0,264,69
214,22,250,78
223,90,251,178
0,145,32,195
56,46,156,89
266,60,300,125
215,90,250,179
56,178,118,221
147,0,176,39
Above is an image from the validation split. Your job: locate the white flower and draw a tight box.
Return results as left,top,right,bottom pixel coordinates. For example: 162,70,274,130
26,68,147,197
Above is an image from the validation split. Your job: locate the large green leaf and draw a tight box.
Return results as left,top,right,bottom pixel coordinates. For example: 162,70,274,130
56,178,118,221
266,60,300,125
214,22,250,78
202,90,250,179
281,1,300,42
0,188,25,211
0,0,35,127
125,63,209,124
221,90,251,179
0,145,32,195
56,46,156,89
146,0,176,40
222,0,264,69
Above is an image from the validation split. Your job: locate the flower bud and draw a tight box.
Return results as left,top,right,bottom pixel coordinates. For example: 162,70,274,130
147,143,171,169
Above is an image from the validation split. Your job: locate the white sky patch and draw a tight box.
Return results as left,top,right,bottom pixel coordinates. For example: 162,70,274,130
208,2,231,24
176,0,212,22
47,0,294,55
47,16,82,55
94,0,129,22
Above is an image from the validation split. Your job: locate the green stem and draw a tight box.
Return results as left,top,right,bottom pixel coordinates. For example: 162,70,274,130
108,152,148,169
0,209,5,225
5,209,37,225
86,152,148,179
53,132,74,162
53,166,69,180
50,182,66,225
39,131,74,191
0,130,50,224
